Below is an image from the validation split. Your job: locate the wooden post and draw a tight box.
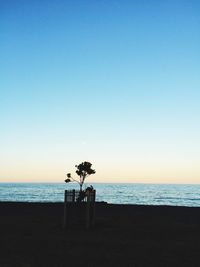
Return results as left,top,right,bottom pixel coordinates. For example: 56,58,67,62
85,190,96,229
63,190,68,229
72,189,75,202
91,190,96,227
86,190,90,229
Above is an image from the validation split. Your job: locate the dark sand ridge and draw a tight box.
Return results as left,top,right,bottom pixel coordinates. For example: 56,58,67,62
0,202,200,267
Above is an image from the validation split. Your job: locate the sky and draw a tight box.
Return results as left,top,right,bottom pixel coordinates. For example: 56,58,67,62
0,0,200,183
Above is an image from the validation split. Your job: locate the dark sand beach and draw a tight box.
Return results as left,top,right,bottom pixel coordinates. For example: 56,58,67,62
0,202,200,267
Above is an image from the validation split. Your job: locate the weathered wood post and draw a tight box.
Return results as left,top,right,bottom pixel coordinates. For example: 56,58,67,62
85,189,96,229
86,191,90,229
91,190,96,227
63,189,76,229
72,189,75,202
63,190,68,229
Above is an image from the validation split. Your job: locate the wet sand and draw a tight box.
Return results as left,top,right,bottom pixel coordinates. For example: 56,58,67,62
0,202,200,267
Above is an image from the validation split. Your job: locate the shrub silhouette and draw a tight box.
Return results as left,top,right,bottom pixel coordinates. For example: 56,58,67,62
65,161,96,193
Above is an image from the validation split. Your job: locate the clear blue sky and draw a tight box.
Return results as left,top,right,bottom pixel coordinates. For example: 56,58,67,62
1,0,200,183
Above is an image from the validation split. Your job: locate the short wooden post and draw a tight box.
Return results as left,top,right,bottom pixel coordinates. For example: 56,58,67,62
91,190,96,227
86,191,90,229
85,190,96,229
63,190,68,229
72,189,75,202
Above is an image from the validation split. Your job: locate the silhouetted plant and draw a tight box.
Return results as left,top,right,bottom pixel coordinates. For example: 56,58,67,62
65,161,96,192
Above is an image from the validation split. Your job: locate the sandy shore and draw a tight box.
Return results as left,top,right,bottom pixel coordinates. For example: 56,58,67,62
0,202,200,267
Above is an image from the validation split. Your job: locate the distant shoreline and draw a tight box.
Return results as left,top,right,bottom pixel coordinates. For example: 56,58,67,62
1,200,200,209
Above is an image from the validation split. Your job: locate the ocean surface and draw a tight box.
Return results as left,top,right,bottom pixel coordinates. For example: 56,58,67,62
1,183,200,207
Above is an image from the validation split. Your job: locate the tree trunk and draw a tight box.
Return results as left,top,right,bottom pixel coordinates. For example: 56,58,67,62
80,183,83,192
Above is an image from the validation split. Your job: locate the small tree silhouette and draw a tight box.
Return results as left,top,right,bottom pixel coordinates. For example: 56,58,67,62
65,161,96,192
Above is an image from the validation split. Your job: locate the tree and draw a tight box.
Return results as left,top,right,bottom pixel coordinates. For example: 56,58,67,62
65,161,96,192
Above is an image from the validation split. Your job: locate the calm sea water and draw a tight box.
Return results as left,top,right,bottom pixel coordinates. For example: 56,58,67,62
0,183,200,207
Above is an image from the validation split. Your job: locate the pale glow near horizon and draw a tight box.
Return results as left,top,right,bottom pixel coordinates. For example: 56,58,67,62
1,0,200,184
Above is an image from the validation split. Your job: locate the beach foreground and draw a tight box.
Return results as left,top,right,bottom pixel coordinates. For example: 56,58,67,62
0,202,200,267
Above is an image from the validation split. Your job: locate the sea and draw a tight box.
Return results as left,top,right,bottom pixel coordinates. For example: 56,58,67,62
1,183,200,207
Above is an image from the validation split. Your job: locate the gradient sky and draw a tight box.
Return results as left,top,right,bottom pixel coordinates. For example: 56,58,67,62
1,0,200,183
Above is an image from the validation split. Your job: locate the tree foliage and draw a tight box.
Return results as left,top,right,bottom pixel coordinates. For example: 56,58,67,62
65,161,96,191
